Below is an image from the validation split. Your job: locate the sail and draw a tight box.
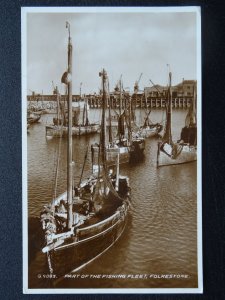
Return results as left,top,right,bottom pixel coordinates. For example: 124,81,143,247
108,92,113,143
85,101,90,126
180,83,197,146
185,83,197,127
73,107,80,126
60,22,73,229
82,100,89,126
93,69,124,205
117,112,125,139
162,72,173,144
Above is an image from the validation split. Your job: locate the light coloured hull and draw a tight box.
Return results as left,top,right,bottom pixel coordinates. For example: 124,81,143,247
92,138,145,167
46,124,100,137
106,146,130,166
157,143,197,167
141,128,158,138
138,124,163,138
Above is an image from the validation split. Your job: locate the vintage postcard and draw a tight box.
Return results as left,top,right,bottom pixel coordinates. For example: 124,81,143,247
22,6,202,293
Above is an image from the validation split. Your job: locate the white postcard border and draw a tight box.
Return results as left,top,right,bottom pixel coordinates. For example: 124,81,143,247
22,6,202,294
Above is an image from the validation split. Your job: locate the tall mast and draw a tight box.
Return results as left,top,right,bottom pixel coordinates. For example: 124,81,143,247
99,69,107,166
82,100,85,126
163,72,172,144
85,98,89,126
108,80,113,143
119,76,122,115
56,86,60,125
127,96,132,142
65,22,73,229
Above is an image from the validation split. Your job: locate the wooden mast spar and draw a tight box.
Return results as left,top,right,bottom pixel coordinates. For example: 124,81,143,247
64,21,73,229
163,72,173,145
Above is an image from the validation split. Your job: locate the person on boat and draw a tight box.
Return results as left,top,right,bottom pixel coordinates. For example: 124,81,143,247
88,198,94,213
57,200,67,214
89,181,95,195
83,201,90,215
74,186,80,202
88,181,95,212
108,169,113,177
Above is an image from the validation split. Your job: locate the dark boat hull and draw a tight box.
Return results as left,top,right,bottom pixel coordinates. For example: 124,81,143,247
27,114,41,124
129,138,145,162
47,203,129,277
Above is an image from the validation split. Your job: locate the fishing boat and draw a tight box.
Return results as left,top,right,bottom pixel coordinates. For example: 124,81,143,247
92,77,145,166
134,84,163,138
27,110,41,124
27,95,42,124
156,72,197,167
40,24,130,278
139,103,163,138
127,95,146,161
46,87,99,138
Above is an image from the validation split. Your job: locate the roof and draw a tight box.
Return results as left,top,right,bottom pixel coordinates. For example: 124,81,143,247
175,80,196,88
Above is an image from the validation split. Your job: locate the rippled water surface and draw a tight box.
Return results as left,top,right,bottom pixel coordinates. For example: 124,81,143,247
27,109,198,289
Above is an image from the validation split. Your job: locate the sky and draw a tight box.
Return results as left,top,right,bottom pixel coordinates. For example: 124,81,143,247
25,8,200,95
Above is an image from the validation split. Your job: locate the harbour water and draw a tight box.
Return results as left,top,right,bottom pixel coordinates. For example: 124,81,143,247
27,109,198,289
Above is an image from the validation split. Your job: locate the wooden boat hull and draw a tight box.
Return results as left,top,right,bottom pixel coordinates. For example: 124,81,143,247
45,202,129,277
130,138,145,162
93,138,145,166
139,124,163,138
27,114,41,124
46,124,100,137
157,143,197,167
106,146,130,166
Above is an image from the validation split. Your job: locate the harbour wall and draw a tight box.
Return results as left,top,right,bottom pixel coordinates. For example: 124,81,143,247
27,94,193,110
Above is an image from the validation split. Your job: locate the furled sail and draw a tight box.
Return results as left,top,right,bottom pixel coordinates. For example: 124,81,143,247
117,112,126,139
91,69,127,216
162,72,173,145
185,84,197,127
180,83,197,146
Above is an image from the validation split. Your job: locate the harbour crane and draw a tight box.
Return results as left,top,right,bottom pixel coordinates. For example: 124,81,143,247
52,81,58,95
114,74,123,94
80,82,82,98
149,79,162,94
134,73,143,93
29,89,36,96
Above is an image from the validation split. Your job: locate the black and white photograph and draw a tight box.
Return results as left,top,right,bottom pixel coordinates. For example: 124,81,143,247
22,6,202,293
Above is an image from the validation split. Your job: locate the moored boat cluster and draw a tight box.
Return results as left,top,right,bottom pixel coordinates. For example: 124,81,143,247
28,22,197,278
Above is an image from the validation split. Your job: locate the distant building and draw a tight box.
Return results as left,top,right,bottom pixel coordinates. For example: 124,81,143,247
144,80,197,98
174,80,197,97
144,84,166,98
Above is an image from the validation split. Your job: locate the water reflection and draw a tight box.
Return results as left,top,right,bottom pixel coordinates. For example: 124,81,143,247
27,109,197,288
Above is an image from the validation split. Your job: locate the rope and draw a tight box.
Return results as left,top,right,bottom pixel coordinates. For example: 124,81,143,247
51,84,67,211
78,144,89,187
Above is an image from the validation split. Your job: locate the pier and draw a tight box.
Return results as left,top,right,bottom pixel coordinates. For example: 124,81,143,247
27,94,193,110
